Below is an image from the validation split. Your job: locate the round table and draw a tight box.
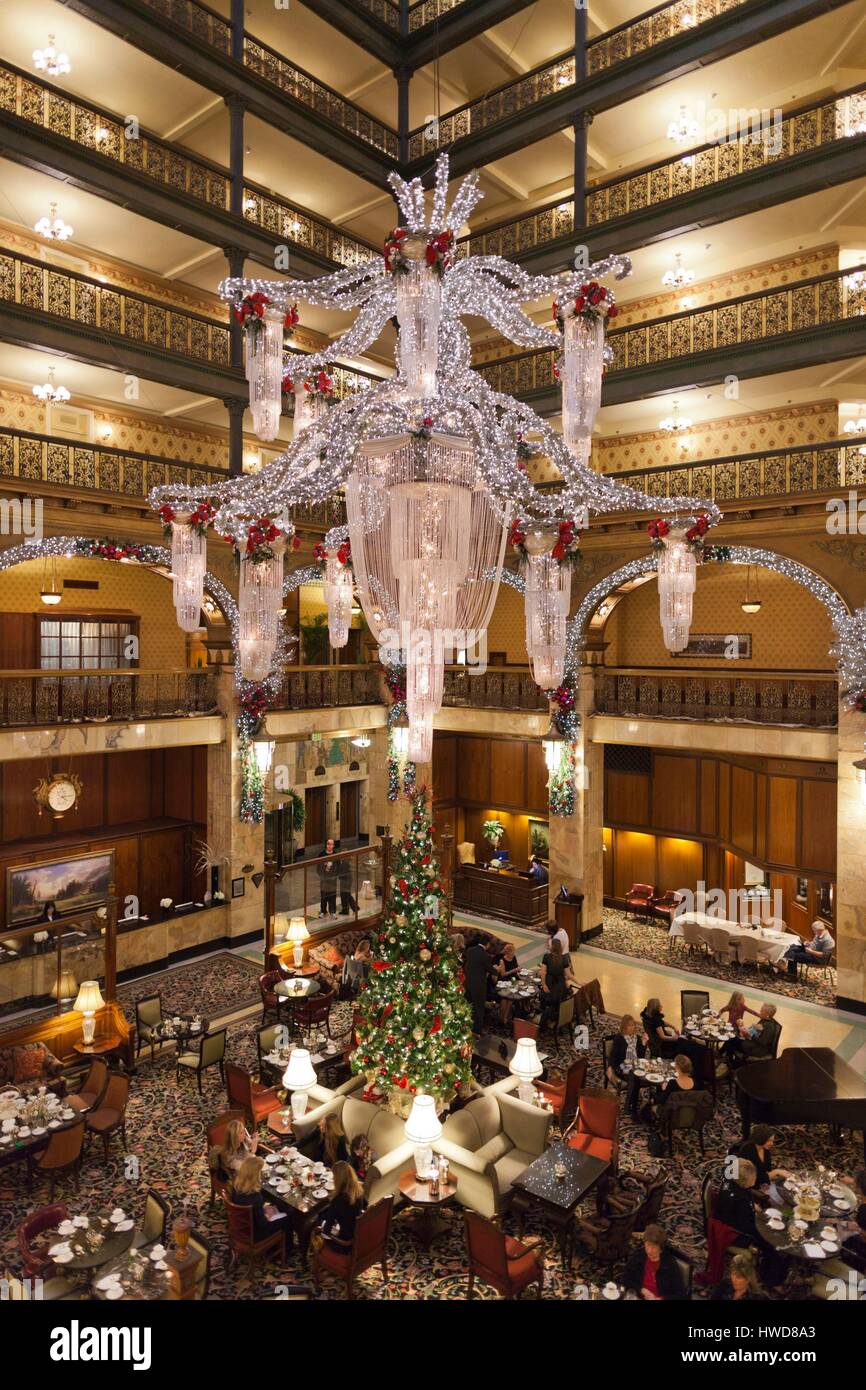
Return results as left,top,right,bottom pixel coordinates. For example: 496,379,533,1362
53,1223,135,1274
398,1171,458,1248
275,978,321,1002
151,1015,209,1047
281,962,320,978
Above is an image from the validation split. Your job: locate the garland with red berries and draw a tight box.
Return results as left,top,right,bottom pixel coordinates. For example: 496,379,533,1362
553,280,619,332
509,517,581,565
384,227,455,278
234,292,298,346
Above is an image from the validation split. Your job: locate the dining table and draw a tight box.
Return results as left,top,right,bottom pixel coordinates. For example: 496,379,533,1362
47,1208,137,1277
150,1014,209,1048
756,1171,858,1265
0,1086,81,1171
669,913,801,964
93,1243,176,1301
261,1145,334,1253
511,1143,611,1271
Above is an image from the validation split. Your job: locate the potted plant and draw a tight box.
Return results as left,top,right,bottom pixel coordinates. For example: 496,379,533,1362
482,819,506,866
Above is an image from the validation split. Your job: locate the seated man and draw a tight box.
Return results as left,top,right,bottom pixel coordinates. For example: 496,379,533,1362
782,920,834,978
721,1003,779,1067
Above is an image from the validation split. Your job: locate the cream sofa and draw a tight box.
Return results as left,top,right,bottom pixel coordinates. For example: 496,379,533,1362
433,1084,551,1220
292,1076,417,1205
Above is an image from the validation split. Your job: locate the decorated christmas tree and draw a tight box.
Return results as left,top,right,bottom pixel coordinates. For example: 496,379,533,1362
352,793,474,1116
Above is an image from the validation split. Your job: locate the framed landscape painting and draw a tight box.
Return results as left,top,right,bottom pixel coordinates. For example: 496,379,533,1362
528,818,550,862
6,850,114,928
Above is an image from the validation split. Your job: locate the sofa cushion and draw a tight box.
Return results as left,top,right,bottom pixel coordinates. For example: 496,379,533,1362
466,1095,501,1147
475,1133,512,1167
367,1109,405,1157
493,1147,534,1195
14,1044,47,1086
441,1108,482,1152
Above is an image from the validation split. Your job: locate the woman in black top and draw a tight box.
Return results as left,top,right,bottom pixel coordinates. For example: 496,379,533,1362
230,1156,290,1243
320,1161,366,1248
715,1160,785,1284
539,940,574,1027
731,1125,789,1191
641,998,704,1066
312,1112,349,1167
711,1251,767,1301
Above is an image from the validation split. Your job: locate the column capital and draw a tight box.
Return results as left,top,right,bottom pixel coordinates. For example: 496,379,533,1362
224,93,249,115
574,109,595,129
226,397,247,422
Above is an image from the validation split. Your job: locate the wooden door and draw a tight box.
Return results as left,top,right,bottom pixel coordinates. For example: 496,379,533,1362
340,782,359,839
305,786,327,849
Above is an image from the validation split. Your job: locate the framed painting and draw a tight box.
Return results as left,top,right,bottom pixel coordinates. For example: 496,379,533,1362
6,849,114,928
528,818,550,862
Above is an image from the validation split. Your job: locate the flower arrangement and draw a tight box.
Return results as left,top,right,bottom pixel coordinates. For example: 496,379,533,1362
74,537,146,562
303,371,334,404
384,227,454,277
553,281,618,331
235,518,300,563
647,517,671,547
160,898,173,910
412,415,435,441
157,502,215,538
550,681,579,741
482,818,506,849
213,890,225,903
313,538,352,572
234,292,299,345
685,514,710,553
508,518,581,565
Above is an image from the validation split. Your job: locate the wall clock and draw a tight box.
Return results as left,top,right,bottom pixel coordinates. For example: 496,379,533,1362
34,773,83,820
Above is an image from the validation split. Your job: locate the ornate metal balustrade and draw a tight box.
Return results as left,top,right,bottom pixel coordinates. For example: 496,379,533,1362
0,246,230,365
476,265,866,394
442,666,549,711
408,0,466,29
611,437,866,503
133,0,232,50
0,61,229,210
243,34,398,159
0,427,229,499
241,183,377,269
291,497,349,530
273,665,383,711
594,668,838,728
361,0,401,27
408,0,749,155
0,668,220,728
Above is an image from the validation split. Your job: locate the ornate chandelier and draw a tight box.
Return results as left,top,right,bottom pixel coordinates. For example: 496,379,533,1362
149,156,718,735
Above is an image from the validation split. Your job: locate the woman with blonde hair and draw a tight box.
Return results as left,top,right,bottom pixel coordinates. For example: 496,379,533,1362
218,1118,257,1179
229,1155,289,1243
313,1110,349,1167
319,1159,366,1249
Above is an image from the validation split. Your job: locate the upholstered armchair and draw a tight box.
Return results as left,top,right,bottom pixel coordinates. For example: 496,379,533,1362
292,1080,417,1205
534,1057,588,1127
432,1087,551,1220
624,884,655,918
565,1087,619,1169
311,1195,394,1300
464,1210,544,1299
0,1042,65,1096
18,1202,70,1277
224,1062,281,1129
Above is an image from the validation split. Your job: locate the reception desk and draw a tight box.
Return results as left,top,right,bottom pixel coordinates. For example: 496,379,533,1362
453,863,548,926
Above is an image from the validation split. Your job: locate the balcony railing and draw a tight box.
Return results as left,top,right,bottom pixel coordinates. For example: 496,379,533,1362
0,246,230,365
273,665,383,711
476,265,866,394
362,0,401,28
0,426,229,499
408,0,750,155
459,89,866,259
0,61,230,210
408,0,466,29
609,437,866,503
242,182,377,269
0,668,220,728
292,497,349,530
442,666,549,712
135,0,232,50
243,34,399,159
594,668,838,728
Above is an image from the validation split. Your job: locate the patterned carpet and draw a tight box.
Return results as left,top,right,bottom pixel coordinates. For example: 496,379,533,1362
116,951,264,1026
1,981,860,1300
596,909,838,1009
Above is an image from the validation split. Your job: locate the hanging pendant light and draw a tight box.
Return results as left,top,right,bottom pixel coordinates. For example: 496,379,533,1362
561,313,605,462
33,34,71,77
395,239,442,399
522,531,571,691
34,202,73,242
667,105,700,144
237,534,286,682
170,515,206,633
322,553,353,648
741,564,762,614
661,253,694,289
40,555,62,606
245,305,284,441
32,367,70,405
657,529,697,653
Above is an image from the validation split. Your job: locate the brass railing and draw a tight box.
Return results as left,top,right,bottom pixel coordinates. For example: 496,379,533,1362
134,0,232,49
0,668,220,728
273,665,382,711
243,34,399,158
408,0,750,154
408,0,466,29
0,61,230,210
610,437,866,503
292,497,349,530
594,668,838,728
476,265,866,393
442,666,548,712
242,183,377,269
0,426,229,499
0,246,230,365
362,0,401,28
459,89,866,258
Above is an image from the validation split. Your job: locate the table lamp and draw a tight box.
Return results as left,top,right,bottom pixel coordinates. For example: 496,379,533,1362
282,1048,317,1121
287,917,309,968
53,969,79,1006
404,1093,442,1180
74,979,104,1045
509,1036,543,1105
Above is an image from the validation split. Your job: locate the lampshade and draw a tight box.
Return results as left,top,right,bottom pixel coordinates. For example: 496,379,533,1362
74,980,104,1014
282,1048,316,1092
404,1093,443,1146
509,1037,543,1083
53,970,78,1002
287,918,310,945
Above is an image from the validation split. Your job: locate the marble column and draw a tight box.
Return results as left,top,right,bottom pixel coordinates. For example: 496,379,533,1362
835,700,866,1008
547,669,604,932
366,725,414,841
207,669,265,940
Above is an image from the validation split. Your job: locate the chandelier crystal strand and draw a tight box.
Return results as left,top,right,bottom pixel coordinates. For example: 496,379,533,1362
523,540,571,690
246,306,284,441
395,253,442,398
170,517,206,632
561,313,605,462
323,554,353,648
657,529,697,653
237,538,286,681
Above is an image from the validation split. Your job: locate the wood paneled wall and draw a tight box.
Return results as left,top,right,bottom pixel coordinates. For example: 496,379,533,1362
0,747,208,927
432,732,548,867
604,749,836,878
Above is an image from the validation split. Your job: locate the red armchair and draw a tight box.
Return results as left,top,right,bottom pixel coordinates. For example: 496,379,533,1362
625,884,655,919
464,1211,544,1299
223,1194,287,1274
565,1087,619,1169
18,1202,70,1277
311,1195,394,1299
651,889,686,926
535,1057,587,1127
512,1018,540,1042
225,1063,282,1129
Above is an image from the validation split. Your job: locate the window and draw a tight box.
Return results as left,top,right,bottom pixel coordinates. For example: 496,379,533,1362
39,616,137,670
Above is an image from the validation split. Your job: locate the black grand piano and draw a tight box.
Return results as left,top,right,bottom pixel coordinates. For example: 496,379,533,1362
736,1048,866,1162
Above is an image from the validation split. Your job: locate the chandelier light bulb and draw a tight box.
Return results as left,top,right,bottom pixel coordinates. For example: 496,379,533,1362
33,34,71,77
843,410,866,434
667,105,700,144
32,367,71,405
34,202,74,242
661,253,694,290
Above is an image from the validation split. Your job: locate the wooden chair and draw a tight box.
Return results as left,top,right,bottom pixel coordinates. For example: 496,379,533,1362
733,932,766,972
206,1108,245,1207
186,1228,212,1299
132,1189,171,1251
625,883,654,919
535,1057,587,1127
565,1087,619,1170
294,990,334,1039
257,1023,286,1083
223,1193,286,1274
659,1091,713,1157
601,1034,621,1091
311,1195,394,1299
27,1121,85,1198
632,1171,669,1233
66,1058,108,1114
573,1200,640,1265
85,1073,130,1162
18,1202,70,1277
680,989,710,1029
177,1028,226,1094
464,1210,544,1299
547,995,574,1042
224,1062,281,1129
681,918,708,956
512,1018,539,1042
259,971,284,1025
134,993,163,1064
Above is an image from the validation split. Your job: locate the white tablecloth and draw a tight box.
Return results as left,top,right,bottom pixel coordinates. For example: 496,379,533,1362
669,913,801,964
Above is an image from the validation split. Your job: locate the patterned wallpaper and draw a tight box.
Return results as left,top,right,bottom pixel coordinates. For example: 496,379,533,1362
0,556,188,669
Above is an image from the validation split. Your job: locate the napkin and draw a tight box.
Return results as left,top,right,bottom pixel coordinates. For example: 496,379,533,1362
803,1243,824,1258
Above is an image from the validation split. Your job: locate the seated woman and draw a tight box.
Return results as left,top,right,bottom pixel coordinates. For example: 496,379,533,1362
229,1156,289,1243
621,1224,688,1301
711,1250,767,1301
730,1124,790,1191
319,1160,366,1250
342,938,371,997
607,1014,649,1117
718,991,759,1029
539,939,574,1028
641,998,704,1067
216,1119,258,1182
715,1159,785,1285
492,942,521,1022
312,1111,349,1168
656,1054,700,1112
348,1133,371,1184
